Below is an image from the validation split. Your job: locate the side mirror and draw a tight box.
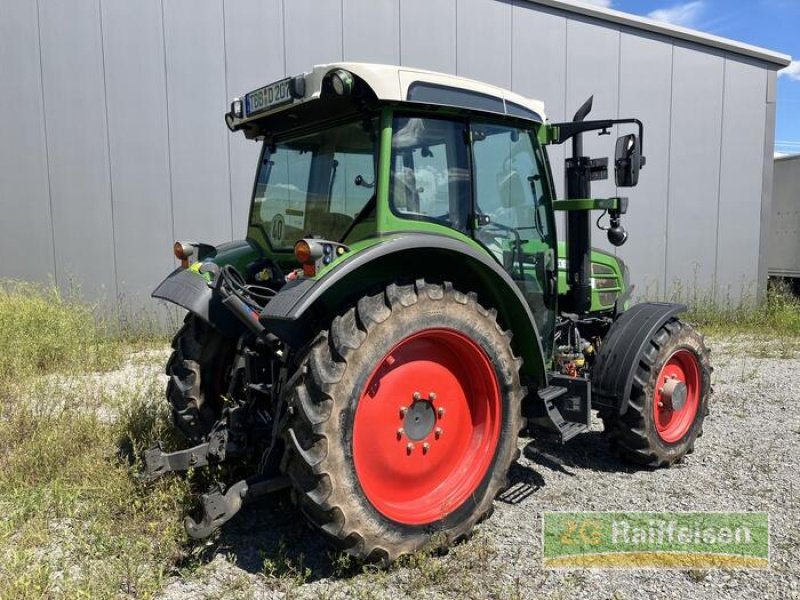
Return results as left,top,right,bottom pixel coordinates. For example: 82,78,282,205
614,134,645,187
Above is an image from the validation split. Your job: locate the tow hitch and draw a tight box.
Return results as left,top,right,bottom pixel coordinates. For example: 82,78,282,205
184,476,290,539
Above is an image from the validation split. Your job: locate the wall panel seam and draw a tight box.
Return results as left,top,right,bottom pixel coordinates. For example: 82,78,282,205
455,0,459,75
613,27,621,257
398,0,402,65
663,43,675,295
34,0,58,283
561,15,568,234
713,57,728,292
97,0,120,303
340,0,345,59
757,70,777,299
281,0,287,75
159,0,176,246
222,0,234,240
508,1,514,90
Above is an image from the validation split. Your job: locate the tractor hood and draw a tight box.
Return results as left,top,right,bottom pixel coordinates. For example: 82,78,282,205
556,242,629,314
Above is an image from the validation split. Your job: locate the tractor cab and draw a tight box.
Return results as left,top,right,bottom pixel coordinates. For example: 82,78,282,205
224,65,562,353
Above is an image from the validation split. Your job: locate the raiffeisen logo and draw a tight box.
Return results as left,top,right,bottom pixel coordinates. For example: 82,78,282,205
611,518,753,546
543,512,769,569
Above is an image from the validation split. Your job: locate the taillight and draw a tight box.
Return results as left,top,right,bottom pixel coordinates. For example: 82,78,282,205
173,241,194,268
294,239,323,276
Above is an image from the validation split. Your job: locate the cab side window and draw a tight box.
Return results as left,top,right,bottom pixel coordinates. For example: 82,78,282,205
472,123,548,240
390,116,470,233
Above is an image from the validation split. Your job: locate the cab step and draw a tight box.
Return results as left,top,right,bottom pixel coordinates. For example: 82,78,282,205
525,375,592,444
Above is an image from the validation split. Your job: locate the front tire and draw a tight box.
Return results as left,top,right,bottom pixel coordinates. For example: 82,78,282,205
601,318,711,467
282,281,524,563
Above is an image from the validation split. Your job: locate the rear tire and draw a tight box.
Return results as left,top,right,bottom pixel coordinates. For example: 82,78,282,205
165,315,237,444
282,281,524,563
601,318,711,467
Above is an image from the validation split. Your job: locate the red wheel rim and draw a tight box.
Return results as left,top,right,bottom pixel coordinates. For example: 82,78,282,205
352,328,502,525
653,349,701,443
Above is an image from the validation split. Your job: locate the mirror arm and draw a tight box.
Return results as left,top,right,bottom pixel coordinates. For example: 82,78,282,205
552,118,644,154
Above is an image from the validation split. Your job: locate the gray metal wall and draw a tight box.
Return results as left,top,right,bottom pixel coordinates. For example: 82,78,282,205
0,0,780,311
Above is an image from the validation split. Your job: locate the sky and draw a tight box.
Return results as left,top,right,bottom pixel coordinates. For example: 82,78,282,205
580,0,800,156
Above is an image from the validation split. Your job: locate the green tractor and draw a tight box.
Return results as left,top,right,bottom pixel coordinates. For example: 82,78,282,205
148,63,711,563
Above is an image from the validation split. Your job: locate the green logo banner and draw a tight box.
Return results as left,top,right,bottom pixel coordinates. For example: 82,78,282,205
542,512,769,569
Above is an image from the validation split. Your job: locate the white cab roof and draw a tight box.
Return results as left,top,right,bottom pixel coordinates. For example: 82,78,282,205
232,63,548,128
311,62,547,120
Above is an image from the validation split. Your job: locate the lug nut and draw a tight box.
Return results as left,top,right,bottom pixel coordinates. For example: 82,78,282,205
658,402,664,408
428,392,437,401
397,428,405,439
423,443,430,454
406,443,415,454
399,406,408,417
413,391,422,401
435,427,443,439
437,407,446,418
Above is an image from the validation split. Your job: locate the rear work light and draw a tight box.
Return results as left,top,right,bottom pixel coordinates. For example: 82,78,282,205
328,69,354,96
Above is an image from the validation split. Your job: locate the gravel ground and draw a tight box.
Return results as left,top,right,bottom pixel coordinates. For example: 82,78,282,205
155,337,800,600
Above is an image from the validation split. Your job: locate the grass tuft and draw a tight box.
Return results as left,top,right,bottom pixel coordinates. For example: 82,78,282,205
663,282,800,357
0,281,123,388
681,282,800,337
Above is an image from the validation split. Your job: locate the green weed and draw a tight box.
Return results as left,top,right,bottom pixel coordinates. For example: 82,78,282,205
678,282,800,338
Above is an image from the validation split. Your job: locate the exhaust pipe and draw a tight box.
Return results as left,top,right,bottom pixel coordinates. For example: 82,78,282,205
565,96,594,315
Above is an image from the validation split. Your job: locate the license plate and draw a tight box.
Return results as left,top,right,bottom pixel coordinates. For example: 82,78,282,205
245,78,293,116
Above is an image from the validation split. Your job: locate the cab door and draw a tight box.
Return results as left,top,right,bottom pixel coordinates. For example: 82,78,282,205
470,121,557,355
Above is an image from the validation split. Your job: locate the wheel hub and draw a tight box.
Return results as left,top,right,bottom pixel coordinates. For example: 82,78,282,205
403,397,436,441
653,349,702,444
660,376,688,411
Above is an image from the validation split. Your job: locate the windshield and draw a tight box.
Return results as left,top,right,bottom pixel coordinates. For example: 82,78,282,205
249,118,378,250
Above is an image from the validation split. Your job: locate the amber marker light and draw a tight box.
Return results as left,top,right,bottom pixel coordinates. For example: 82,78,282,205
294,239,323,277
174,241,194,269
294,239,323,263
294,239,312,264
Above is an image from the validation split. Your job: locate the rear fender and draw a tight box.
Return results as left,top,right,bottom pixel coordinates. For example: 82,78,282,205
591,302,687,414
151,239,264,337
260,234,548,384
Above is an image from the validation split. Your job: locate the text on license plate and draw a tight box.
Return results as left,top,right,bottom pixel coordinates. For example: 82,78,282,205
246,79,293,116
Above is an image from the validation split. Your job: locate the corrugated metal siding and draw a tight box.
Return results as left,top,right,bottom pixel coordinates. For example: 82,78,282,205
39,0,117,299
0,0,778,309
616,32,673,296
101,0,175,304
0,0,55,282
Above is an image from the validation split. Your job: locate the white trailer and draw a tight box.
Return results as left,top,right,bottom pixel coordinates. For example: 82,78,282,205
769,155,800,282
